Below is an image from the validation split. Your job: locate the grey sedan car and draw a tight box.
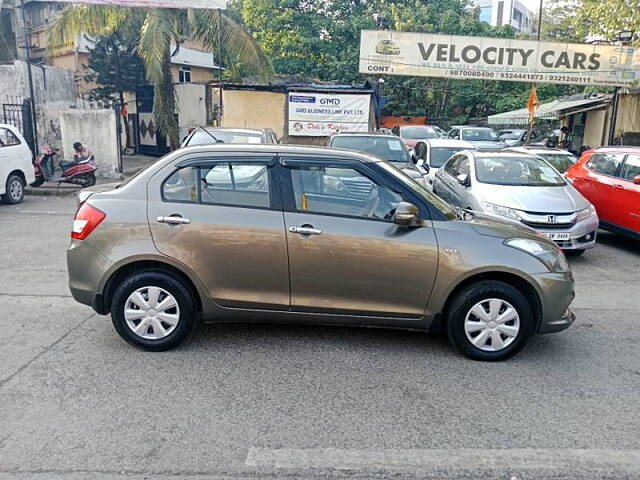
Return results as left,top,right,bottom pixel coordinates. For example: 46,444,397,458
448,126,506,150
433,150,598,253
68,145,575,361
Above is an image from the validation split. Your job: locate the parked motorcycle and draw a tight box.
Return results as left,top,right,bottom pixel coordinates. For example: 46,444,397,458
32,144,97,188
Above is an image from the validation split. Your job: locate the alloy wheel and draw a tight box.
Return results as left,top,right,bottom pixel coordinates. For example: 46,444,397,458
124,286,180,340
464,298,520,352
9,178,23,201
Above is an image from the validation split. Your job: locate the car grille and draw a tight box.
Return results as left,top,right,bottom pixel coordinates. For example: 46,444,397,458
519,210,577,229
342,178,373,197
521,220,574,230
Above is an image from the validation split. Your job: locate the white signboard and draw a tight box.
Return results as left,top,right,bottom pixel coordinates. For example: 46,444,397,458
55,0,226,10
359,30,640,88
288,92,370,136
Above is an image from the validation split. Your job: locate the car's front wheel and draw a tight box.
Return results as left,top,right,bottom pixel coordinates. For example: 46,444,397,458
110,271,197,351
2,173,25,204
446,281,534,361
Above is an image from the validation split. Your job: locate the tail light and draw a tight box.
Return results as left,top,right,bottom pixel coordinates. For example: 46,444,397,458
72,203,106,240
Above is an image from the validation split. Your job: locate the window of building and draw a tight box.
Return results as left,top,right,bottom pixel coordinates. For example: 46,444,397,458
479,6,492,23
496,1,504,26
178,65,192,83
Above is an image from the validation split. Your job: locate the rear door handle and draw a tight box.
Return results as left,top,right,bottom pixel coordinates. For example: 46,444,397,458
613,184,624,189
157,215,191,225
289,226,322,236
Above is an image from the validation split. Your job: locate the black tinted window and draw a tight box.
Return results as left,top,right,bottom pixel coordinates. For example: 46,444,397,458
586,153,624,176
400,126,439,140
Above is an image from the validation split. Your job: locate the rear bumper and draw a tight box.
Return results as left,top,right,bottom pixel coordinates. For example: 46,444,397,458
67,239,113,313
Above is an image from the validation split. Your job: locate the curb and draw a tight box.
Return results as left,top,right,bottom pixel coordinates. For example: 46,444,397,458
25,187,79,197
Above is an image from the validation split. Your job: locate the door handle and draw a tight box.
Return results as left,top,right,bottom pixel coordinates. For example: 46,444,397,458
289,225,322,236
613,184,624,189
157,215,191,225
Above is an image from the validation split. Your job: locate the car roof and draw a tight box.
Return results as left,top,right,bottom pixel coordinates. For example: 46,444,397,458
177,143,386,163
329,131,398,139
198,127,266,134
507,146,574,154
468,150,536,159
399,125,436,129
424,138,476,148
591,146,640,154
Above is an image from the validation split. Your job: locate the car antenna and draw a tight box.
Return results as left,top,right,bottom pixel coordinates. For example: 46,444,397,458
198,126,222,144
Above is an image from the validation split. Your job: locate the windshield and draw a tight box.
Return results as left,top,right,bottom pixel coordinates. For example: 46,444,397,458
330,136,410,163
475,155,566,186
377,161,457,220
430,147,468,168
537,153,577,173
500,131,524,140
186,129,263,146
401,126,439,140
461,128,499,141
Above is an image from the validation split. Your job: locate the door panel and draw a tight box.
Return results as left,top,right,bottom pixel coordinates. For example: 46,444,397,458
575,153,625,223
611,154,640,232
147,162,289,310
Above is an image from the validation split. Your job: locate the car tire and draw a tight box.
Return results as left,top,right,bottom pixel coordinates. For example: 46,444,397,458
2,173,25,205
446,281,534,361
110,271,197,351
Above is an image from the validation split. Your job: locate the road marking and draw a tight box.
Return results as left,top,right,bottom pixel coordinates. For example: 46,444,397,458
245,448,640,473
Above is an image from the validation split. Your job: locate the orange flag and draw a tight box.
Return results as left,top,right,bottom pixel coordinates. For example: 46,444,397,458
527,85,540,121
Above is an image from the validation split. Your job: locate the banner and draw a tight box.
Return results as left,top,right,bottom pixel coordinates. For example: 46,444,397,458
55,0,226,10
288,92,370,136
359,30,640,88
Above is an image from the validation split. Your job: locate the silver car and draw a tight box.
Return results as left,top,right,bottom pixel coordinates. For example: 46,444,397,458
413,138,476,189
433,151,599,254
506,147,578,174
447,126,506,150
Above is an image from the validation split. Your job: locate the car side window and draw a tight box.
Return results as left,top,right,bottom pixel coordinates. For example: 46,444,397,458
289,165,403,222
586,153,624,177
414,142,427,160
162,162,271,208
448,129,458,139
621,155,640,181
444,156,462,175
458,158,471,177
0,128,20,147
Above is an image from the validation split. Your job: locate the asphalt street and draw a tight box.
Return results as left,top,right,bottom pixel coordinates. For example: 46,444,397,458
0,194,639,479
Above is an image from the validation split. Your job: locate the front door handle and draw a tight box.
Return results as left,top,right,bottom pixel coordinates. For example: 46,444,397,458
157,215,191,225
289,225,322,236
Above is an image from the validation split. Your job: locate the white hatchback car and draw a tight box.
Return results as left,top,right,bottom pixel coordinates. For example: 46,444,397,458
0,124,34,205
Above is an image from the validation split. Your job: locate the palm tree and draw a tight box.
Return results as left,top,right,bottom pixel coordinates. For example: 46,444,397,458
48,5,273,147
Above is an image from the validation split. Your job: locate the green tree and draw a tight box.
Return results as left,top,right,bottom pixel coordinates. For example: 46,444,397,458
571,0,640,44
49,5,273,147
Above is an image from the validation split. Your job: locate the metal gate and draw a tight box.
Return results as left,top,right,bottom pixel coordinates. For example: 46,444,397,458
1,100,35,152
135,86,170,156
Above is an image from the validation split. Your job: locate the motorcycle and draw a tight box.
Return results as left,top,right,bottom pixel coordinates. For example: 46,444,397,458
32,144,97,188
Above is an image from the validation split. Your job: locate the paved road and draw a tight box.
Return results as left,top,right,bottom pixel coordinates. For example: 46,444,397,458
0,195,639,479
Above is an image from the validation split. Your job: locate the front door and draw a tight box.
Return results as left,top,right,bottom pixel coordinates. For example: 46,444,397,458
280,158,438,318
147,155,290,310
611,154,640,232
579,152,626,223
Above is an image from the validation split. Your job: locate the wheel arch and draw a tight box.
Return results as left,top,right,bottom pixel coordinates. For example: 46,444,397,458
7,169,26,184
436,270,543,333
97,259,203,315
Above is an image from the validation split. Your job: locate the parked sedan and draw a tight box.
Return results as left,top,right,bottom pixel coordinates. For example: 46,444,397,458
566,146,640,239
326,132,429,187
413,138,476,189
391,125,441,149
499,129,537,147
68,145,576,361
0,123,34,205
181,127,278,147
447,126,506,150
433,151,598,254
506,147,578,173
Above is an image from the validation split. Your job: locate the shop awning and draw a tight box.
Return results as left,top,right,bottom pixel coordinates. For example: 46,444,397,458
488,96,611,126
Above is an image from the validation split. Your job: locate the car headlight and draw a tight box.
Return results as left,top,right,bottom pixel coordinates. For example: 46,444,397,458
505,238,571,273
575,204,597,222
482,201,521,221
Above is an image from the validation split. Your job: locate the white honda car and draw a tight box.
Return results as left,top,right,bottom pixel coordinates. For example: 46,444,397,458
0,124,34,205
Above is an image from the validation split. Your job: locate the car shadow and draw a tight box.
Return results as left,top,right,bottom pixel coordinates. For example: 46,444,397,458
595,229,640,255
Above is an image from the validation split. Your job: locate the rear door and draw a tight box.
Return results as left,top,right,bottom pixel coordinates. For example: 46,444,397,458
434,155,463,205
577,152,626,223
147,153,290,310
279,156,438,318
611,154,640,232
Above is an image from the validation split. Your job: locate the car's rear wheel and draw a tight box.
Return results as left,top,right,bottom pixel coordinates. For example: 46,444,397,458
2,173,25,204
446,281,534,361
110,271,197,351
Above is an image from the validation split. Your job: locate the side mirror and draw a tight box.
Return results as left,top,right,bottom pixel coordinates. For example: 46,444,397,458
394,201,419,226
456,173,470,186
633,175,640,185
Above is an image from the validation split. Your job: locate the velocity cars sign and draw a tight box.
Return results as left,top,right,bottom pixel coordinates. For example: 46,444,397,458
288,92,370,136
359,30,639,88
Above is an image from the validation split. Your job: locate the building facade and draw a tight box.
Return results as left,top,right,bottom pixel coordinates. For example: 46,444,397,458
474,0,536,34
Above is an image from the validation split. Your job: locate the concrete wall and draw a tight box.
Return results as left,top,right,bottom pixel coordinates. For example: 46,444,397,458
616,93,640,138
175,83,207,141
583,109,607,147
60,109,120,179
221,89,287,140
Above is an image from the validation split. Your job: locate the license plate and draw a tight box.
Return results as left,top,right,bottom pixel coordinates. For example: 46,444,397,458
543,232,571,241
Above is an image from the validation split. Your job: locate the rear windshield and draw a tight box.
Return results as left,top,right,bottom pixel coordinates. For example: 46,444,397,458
430,147,468,168
400,126,439,140
500,131,524,140
330,136,410,163
186,129,262,146
461,128,499,141
475,155,565,186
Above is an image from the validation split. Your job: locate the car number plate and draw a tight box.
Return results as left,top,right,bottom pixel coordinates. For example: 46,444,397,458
543,232,571,241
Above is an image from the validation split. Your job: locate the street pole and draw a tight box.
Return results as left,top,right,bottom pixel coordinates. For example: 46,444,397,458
19,0,39,155
217,8,223,124
526,0,544,145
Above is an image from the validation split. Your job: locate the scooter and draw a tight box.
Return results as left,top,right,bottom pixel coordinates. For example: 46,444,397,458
32,144,97,188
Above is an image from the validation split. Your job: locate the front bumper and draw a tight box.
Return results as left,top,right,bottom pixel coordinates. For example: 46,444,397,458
533,271,576,333
524,215,599,251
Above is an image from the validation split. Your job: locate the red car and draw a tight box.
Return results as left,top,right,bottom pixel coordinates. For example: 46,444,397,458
392,125,441,149
566,146,640,239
